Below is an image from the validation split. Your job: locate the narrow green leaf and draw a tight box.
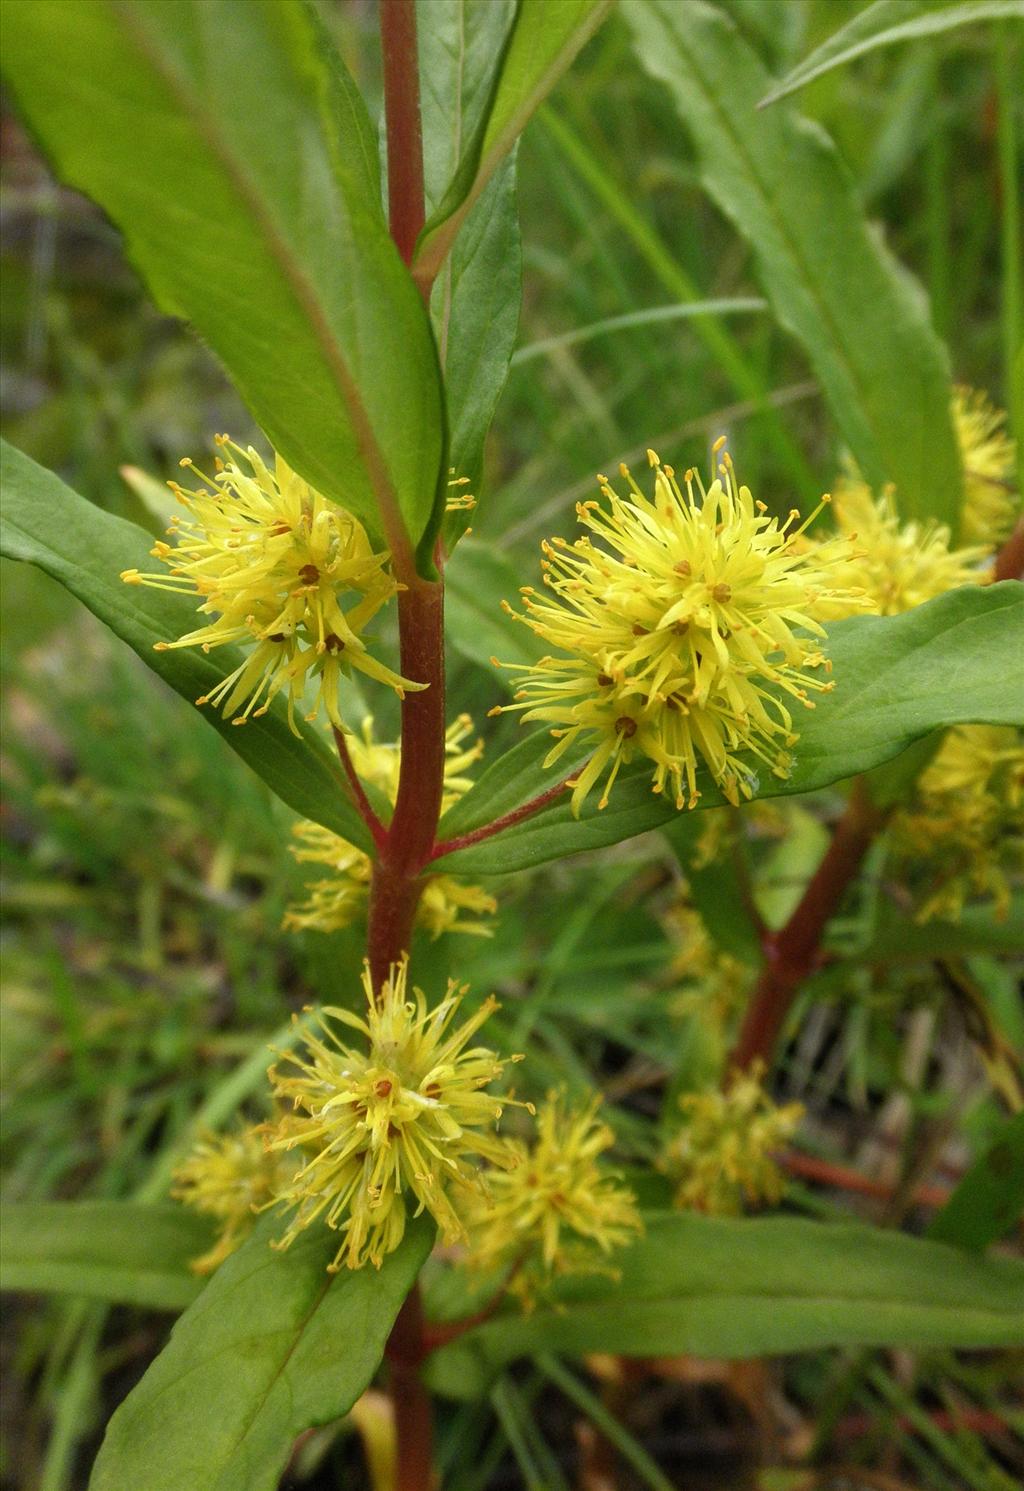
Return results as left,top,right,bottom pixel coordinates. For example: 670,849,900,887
760,1,1024,109
510,297,768,366
434,585,1024,874
425,1212,1024,1398
623,0,963,529
2,0,443,559
415,0,614,284
928,1113,1024,1252
90,1215,434,1491
0,442,371,850
419,1,522,525
0,1204,210,1313
445,536,544,681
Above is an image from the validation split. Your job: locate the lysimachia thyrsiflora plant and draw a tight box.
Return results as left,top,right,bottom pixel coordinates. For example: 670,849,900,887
1,2,1022,1488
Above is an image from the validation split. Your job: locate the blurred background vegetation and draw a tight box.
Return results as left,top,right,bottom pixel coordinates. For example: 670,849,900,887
1,1,1021,1488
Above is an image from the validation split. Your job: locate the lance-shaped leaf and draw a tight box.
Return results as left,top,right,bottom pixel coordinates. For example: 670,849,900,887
760,0,1024,109
928,1112,1024,1252
417,0,523,525
415,0,614,286
90,1215,434,1491
623,0,963,530
0,441,372,850
425,1212,1024,1398
1,1204,211,1314
1,0,444,566
433,584,1024,874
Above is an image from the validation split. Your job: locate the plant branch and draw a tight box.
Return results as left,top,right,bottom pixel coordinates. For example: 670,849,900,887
429,768,580,863
332,726,387,851
729,777,886,1073
993,517,1024,582
380,0,426,270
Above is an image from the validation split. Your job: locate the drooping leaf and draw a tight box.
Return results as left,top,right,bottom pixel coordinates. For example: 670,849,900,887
0,1204,211,1313
1,0,444,561
623,0,963,529
760,0,1024,109
0,441,371,850
415,0,614,285
425,1212,1024,1398
433,584,1024,874
90,1215,434,1491
928,1113,1024,1252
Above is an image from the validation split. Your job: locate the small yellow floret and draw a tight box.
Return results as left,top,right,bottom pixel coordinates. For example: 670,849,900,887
662,1065,802,1216
284,716,496,939
265,959,522,1271
120,439,415,732
953,386,1019,547
463,1094,641,1305
171,1126,291,1274
890,725,1024,923
493,445,864,816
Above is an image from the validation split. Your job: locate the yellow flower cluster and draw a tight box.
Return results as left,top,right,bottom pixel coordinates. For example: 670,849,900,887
828,481,988,615
891,725,1024,923
662,1066,802,1216
663,893,752,1034
463,1095,641,1305
284,716,497,939
121,438,413,732
953,386,1018,547
494,444,864,816
172,1126,292,1275
265,960,523,1271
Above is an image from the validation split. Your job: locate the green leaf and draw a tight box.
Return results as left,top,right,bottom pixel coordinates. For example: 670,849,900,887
419,2,523,524
928,1112,1024,1252
433,584,1024,874
445,536,544,681
425,1212,1024,1398
850,896,1024,962
623,0,963,530
0,1203,210,1313
90,1215,434,1491
1,0,443,560
760,1,1024,109
415,0,614,285
0,441,371,850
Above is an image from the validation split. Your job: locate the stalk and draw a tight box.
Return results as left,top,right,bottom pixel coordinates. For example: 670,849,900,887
375,5,437,1486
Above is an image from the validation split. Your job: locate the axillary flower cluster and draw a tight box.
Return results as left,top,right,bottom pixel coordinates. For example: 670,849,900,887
263,960,526,1272
284,716,496,940
494,442,865,816
121,438,413,731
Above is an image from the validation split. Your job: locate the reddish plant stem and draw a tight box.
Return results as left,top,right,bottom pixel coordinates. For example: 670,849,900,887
993,516,1024,581
332,726,388,851
779,1149,951,1211
376,5,435,1487
380,0,426,271
428,767,579,862
729,778,885,1074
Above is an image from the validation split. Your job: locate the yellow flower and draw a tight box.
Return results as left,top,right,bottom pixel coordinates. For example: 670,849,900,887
953,386,1019,547
283,716,497,938
265,959,522,1271
662,1065,802,1216
493,443,863,816
171,1126,292,1274
829,479,989,615
890,725,1024,923
663,892,752,1032
121,437,415,732
463,1094,641,1305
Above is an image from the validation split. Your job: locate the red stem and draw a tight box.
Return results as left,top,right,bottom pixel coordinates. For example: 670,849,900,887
380,0,426,270
376,5,435,1487
428,767,579,862
729,778,885,1073
993,517,1024,581
333,726,387,851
